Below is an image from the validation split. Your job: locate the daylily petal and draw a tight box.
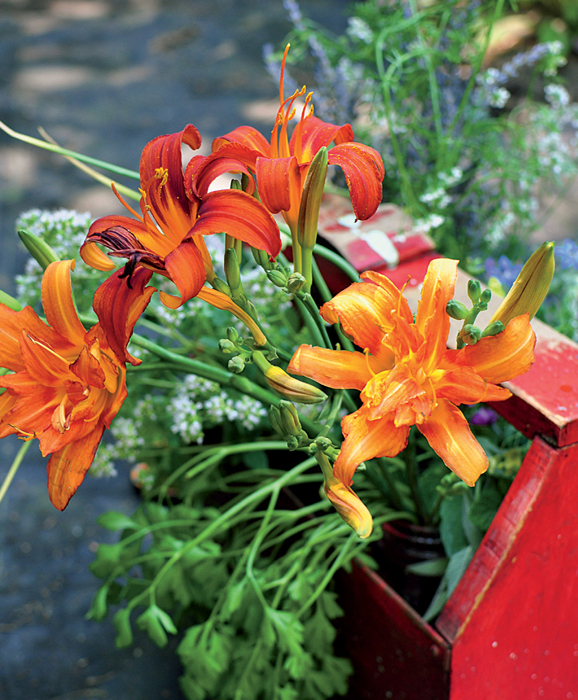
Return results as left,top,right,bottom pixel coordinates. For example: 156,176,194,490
361,270,414,323
187,146,257,199
212,125,271,156
159,238,206,309
0,384,60,440
287,345,378,391
46,424,106,510
292,116,354,163
18,332,73,387
93,267,155,365
192,189,281,258
255,155,300,216
452,314,536,385
334,406,410,486
417,399,488,487
434,366,512,405
362,364,428,421
197,287,267,347
41,261,87,348
85,214,168,258
415,258,457,371
328,142,385,220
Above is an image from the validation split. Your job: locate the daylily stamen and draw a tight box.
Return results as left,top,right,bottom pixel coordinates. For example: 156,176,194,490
363,348,376,377
112,183,145,222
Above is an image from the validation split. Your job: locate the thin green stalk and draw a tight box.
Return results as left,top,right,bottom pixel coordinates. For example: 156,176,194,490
371,457,412,516
311,257,355,352
299,293,332,348
0,120,140,180
312,243,360,284
293,295,327,349
0,440,32,506
403,429,427,523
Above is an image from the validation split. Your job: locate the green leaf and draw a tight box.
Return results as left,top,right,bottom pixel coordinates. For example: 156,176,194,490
89,543,124,578
113,607,133,648
469,481,503,532
284,649,314,681
265,608,304,657
461,495,483,549
422,576,449,623
136,606,168,647
446,545,474,598
405,557,448,577
97,511,139,531
180,673,207,700
439,496,468,556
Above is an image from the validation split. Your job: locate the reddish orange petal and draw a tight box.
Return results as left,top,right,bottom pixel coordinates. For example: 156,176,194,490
212,125,271,156
361,270,413,323
46,425,106,510
187,146,257,199
41,261,87,348
287,345,377,391
93,267,155,365
18,332,73,387
255,155,300,215
160,238,206,309
328,142,384,220
454,314,536,384
417,399,488,487
334,406,409,486
362,363,427,421
192,189,281,258
0,384,60,440
292,116,354,162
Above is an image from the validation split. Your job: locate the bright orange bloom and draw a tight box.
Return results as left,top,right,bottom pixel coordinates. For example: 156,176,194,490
288,259,536,492
0,261,155,510
190,46,385,236
81,125,281,308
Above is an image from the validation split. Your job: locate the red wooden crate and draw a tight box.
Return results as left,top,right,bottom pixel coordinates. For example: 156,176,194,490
318,197,578,700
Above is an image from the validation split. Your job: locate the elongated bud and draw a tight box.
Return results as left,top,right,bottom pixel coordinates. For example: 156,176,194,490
224,248,243,299
279,400,302,436
211,277,232,297
228,356,245,374
460,324,482,345
482,320,505,337
467,279,481,304
267,269,287,287
297,147,328,251
19,229,60,270
226,327,239,343
446,299,469,320
253,351,327,404
490,242,555,327
0,289,22,311
251,246,273,271
316,453,372,539
268,405,285,436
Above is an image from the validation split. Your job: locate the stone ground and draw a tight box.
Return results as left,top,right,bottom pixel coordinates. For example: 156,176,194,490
0,2,349,699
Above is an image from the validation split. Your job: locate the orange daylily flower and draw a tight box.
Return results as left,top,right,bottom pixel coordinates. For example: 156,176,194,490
81,125,281,309
189,45,385,237
0,261,155,510
288,259,536,493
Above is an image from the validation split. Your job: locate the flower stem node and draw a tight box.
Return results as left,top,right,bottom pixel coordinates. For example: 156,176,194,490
286,272,307,293
460,324,482,345
446,299,470,320
228,356,245,374
18,229,61,270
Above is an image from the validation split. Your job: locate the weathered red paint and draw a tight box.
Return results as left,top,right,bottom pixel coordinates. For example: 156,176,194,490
318,197,578,700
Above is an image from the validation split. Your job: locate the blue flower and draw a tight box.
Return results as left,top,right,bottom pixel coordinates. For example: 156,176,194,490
485,256,523,289
554,239,578,270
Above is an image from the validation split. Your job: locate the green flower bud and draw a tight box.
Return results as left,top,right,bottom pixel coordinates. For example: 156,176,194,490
482,320,505,337
224,247,242,298
479,289,492,304
279,400,302,436
228,356,245,373
460,324,482,345
467,279,481,304
268,406,285,436
286,272,307,293
297,146,328,250
18,229,60,270
218,339,235,354
446,299,470,320
267,269,287,288
226,327,239,343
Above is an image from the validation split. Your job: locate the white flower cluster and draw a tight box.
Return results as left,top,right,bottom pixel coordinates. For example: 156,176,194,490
347,17,373,45
414,214,446,233
169,376,266,444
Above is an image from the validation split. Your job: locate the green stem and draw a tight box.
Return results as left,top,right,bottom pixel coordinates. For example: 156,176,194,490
312,243,360,284
403,429,427,523
0,440,32,506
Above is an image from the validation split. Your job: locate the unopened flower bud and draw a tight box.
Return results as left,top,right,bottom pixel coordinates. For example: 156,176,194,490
482,320,505,337
278,400,302,436
211,277,232,297
228,356,245,373
226,327,239,343
18,229,60,270
224,248,242,298
253,351,327,404
490,241,555,327
297,146,328,251
467,279,481,303
218,339,236,354
460,324,482,345
446,299,470,320
267,269,287,288
252,246,273,271
286,272,307,293
479,289,492,304
268,406,285,436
